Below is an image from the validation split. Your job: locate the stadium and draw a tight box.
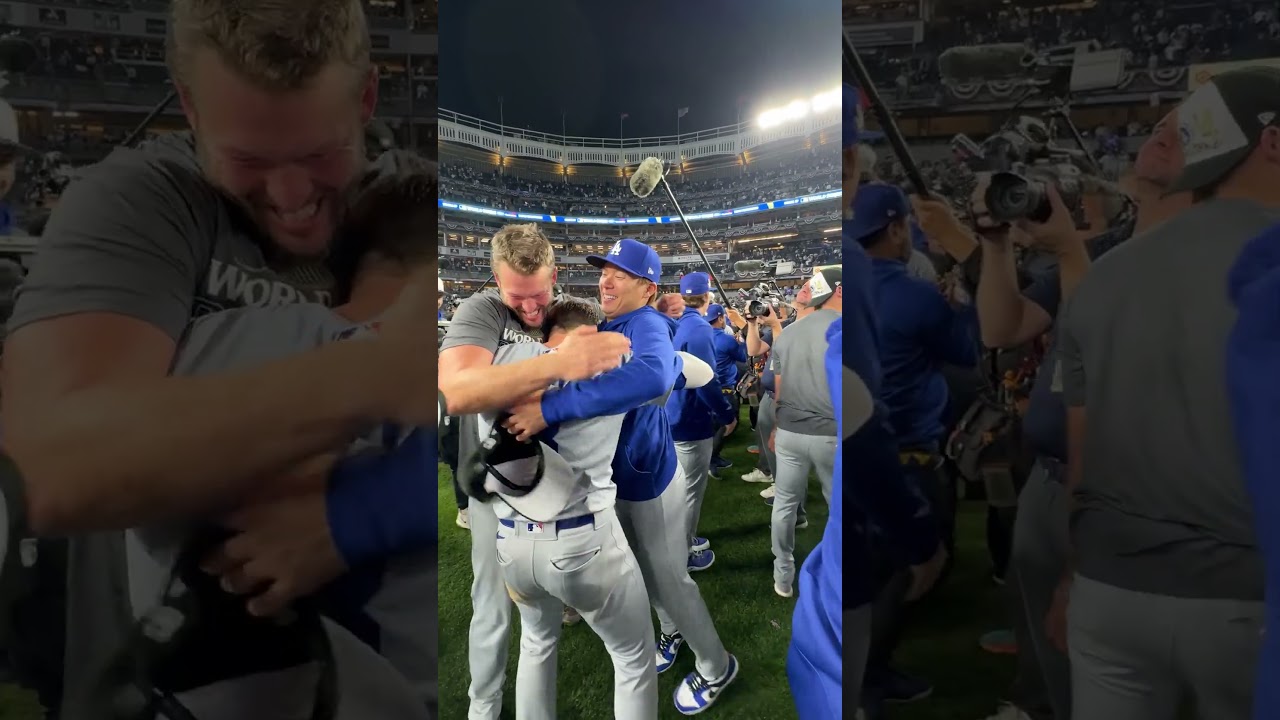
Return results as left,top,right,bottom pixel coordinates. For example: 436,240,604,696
845,0,1280,719
436,78,842,718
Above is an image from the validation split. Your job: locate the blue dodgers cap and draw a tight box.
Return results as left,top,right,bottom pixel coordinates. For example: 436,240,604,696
843,182,910,246
843,83,862,148
586,238,662,282
680,272,711,295
706,303,726,322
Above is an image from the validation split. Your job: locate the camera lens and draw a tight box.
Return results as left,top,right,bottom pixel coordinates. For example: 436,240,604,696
747,299,764,317
985,172,1052,224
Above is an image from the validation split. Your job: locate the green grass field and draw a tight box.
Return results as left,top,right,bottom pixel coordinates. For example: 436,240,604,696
436,406,1013,719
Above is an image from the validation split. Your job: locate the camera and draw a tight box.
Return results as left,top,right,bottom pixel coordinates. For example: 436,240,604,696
738,281,784,320
952,115,1092,226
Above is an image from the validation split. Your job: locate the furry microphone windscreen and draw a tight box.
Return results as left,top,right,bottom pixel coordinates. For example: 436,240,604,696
629,157,665,198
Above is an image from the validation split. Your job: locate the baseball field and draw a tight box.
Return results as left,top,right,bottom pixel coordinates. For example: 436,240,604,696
436,405,1014,719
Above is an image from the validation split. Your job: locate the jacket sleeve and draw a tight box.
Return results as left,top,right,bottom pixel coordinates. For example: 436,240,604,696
541,316,677,425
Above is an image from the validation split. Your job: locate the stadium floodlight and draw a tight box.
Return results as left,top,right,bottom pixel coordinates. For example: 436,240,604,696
756,88,841,129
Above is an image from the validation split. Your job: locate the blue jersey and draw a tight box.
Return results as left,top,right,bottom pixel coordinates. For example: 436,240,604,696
1225,223,1280,720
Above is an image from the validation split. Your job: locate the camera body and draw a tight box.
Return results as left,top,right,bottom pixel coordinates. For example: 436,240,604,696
738,280,784,320
952,115,1092,226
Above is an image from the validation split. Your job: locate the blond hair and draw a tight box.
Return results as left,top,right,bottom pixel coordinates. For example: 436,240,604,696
168,0,371,93
490,224,556,276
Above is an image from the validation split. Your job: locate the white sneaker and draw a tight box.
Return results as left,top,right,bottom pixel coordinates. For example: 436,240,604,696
456,509,469,529
741,469,772,483
774,582,793,598
982,704,1033,720
760,484,776,499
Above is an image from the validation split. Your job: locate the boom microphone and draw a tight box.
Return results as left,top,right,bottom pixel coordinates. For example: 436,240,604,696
937,45,1034,84
733,260,767,274
629,157,666,198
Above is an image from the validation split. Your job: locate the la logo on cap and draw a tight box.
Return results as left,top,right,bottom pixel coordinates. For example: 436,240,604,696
609,242,623,256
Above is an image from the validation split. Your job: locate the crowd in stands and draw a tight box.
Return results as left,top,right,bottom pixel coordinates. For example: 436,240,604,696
2,27,436,104
857,0,1280,91
438,235,839,285
14,0,434,28
439,152,839,218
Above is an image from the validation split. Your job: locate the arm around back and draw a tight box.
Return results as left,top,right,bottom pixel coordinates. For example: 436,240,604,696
2,154,401,534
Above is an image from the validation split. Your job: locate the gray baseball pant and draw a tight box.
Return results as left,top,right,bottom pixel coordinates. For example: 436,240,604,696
674,438,714,549
465,497,510,720
615,466,730,681
771,428,836,587
1067,574,1264,720
495,507,656,720
1008,462,1071,720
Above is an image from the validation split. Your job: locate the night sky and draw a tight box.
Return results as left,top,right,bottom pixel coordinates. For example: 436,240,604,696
440,0,839,139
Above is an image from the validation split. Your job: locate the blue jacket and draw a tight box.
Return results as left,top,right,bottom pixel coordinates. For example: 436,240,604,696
1225,224,1280,720
787,318,844,719
541,305,679,501
871,257,980,448
842,242,939,609
712,328,747,388
666,308,736,441
661,313,679,339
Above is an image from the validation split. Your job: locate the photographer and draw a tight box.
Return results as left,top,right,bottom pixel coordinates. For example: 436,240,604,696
740,293,792,489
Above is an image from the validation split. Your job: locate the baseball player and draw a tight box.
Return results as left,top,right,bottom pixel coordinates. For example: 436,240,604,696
667,273,737,569
118,169,441,719
466,295,715,720
440,224,633,720
503,239,739,714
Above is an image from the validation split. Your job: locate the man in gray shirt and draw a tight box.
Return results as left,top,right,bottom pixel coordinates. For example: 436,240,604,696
1054,67,1280,719
0,5,451,715
768,267,840,598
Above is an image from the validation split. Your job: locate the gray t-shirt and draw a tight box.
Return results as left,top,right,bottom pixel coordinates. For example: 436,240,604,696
1059,197,1280,601
5,135,419,718
772,309,840,436
440,290,543,493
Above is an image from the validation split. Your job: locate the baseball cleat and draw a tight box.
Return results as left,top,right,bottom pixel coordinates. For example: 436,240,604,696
760,484,775,499
774,582,793,598
741,469,772,483
656,631,685,674
687,548,715,572
674,654,739,715
690,536,710,552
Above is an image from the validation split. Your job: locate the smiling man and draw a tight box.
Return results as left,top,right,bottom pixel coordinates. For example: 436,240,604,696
0,2,451,717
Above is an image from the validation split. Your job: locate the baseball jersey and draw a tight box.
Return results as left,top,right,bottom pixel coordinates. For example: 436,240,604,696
135,303,437,707
483,343,623,523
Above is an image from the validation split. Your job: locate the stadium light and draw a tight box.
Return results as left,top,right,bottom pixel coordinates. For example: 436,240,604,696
822,227,840,233
757,88,841,129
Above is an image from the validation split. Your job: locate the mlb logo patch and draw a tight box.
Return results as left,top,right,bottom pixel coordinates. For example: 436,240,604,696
526,522,545,534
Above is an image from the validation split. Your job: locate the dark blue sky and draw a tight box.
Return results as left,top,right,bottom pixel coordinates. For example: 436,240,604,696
440,0,839,138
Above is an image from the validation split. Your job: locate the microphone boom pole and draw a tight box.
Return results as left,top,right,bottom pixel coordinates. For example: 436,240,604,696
842,29,932,199
655,168,731,305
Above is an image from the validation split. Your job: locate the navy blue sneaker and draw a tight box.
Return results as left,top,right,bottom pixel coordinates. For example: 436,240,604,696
711,456,732,469
655,631,684,674
674,654,739,715
687,548,715,572
690,536,710,552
